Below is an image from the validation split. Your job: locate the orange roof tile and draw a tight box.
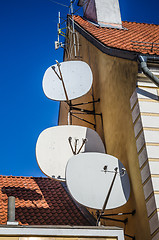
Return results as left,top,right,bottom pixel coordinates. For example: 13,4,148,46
73,15,159,55
0,176,95,226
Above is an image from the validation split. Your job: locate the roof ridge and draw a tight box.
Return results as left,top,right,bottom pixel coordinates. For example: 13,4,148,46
74,15,159,27
0,175,47,179
72,15,159,56
122,20,159,26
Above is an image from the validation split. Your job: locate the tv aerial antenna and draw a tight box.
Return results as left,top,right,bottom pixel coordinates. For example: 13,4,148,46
70,0,77,57
55,0,78,58
55,12,67,50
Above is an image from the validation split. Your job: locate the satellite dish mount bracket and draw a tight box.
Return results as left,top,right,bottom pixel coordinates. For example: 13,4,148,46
68,137,87,155
52,61,69,102
67,98,102,129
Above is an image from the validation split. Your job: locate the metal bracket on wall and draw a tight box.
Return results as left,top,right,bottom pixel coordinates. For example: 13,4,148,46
66,98,102,129
102,210,136,218
124,234,135,240
96,210,136,240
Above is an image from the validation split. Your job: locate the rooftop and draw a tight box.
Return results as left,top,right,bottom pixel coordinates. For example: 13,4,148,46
73,15,159,55
0,175,95,226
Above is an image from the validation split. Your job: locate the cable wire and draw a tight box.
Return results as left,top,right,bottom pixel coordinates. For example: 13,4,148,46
48,0,69,8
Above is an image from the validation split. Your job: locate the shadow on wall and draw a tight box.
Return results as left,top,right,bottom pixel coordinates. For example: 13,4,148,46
137,88,159,100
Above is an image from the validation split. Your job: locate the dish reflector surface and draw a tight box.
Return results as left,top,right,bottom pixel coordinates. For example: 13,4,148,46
42,61,93,101
36,125,105,180
66,152,130,210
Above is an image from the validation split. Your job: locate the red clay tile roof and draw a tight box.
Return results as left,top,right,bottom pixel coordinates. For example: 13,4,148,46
73,15,159,55
0,175,95,226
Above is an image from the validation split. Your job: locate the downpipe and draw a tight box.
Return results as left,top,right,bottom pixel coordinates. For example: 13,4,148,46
138,55,159,87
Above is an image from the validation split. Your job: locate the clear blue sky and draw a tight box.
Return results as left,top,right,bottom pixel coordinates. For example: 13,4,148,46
0,0,159,177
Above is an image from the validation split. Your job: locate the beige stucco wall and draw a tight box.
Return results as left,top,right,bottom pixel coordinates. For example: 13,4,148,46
59,30,152,240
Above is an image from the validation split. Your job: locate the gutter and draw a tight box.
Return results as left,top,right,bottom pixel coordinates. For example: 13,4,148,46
138,55,159,87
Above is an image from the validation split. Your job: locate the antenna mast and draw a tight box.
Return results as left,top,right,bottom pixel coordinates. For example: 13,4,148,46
70,0,77,57
58,12,60,43
55,12,66,50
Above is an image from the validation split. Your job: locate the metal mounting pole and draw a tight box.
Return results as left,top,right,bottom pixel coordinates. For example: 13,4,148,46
68,137,76,154
58,12,60,43
52,61,69,103
76,138,87,154
96,167,118,225
56,61,69,102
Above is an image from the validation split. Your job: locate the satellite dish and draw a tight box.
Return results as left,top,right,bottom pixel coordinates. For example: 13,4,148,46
66,152,130,210
36,125,105,180
42,61,93,101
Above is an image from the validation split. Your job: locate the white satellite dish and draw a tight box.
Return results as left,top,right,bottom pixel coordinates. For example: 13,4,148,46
42,61,93,101
66,152,130,210
36,125,105,180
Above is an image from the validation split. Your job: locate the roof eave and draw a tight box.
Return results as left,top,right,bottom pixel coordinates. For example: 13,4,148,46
68,17,158,61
